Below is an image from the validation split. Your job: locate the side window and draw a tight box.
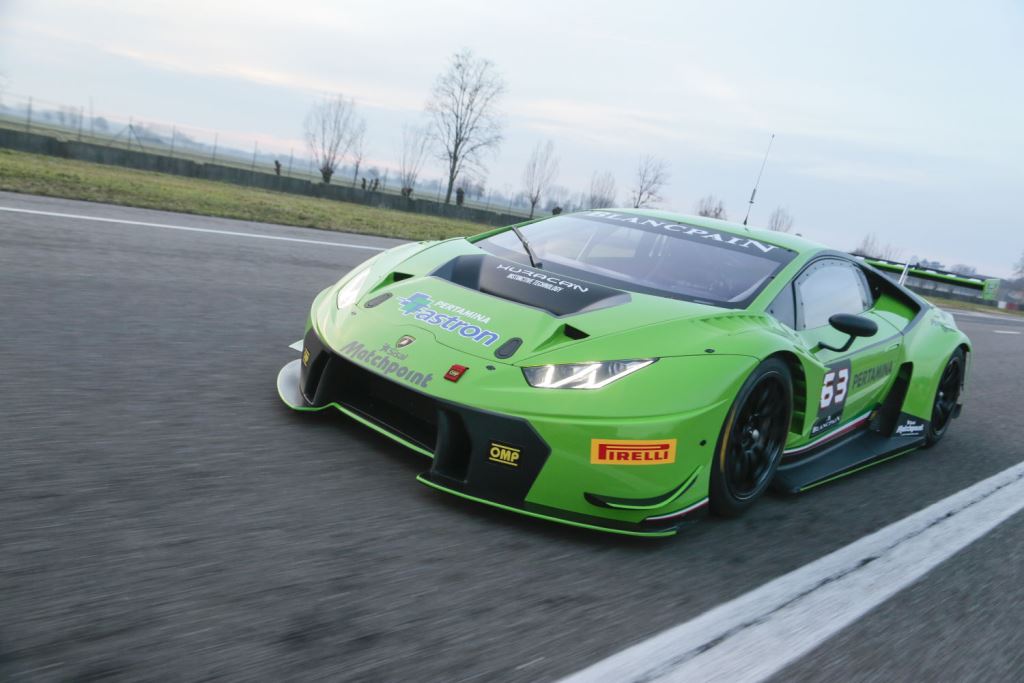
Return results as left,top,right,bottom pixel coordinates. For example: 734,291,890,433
768,283,796,328
796,260,871,330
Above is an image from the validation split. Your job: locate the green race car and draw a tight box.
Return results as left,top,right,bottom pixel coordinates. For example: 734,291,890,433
277,210,971,537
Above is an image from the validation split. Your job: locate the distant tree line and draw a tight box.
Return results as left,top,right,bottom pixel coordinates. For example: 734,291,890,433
302,49,803,224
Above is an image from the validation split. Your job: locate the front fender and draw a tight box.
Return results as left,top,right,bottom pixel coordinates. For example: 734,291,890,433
522,353,761,525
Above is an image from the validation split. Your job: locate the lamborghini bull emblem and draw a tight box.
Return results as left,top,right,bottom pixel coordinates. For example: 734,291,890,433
396,335,415,348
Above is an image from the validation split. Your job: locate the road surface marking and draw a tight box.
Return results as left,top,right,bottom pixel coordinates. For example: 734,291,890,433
560,460,1024,683
993,330,1021,335
289,340,304,351
0,206,387,251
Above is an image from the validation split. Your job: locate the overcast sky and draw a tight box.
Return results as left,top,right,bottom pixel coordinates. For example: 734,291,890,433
1,0,1020,276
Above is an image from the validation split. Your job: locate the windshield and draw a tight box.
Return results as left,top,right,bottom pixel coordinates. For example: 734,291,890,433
476,211,796,308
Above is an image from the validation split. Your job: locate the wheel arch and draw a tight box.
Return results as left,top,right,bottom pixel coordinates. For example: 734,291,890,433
766,350,807,437
955,341,971,407
899,321,971,419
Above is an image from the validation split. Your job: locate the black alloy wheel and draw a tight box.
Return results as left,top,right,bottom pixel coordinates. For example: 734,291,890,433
926,348,964,446
710,358,793,517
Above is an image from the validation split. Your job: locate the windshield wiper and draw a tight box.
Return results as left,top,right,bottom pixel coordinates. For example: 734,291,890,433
510,226,543,269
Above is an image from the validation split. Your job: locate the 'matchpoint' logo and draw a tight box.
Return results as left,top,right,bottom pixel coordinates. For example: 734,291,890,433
396,292,500,346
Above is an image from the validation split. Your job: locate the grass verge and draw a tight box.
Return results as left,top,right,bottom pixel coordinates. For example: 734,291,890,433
0,148,488,241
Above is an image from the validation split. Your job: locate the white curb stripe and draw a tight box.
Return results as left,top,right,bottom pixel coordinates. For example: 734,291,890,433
560,460,1024,683
0,206,386,251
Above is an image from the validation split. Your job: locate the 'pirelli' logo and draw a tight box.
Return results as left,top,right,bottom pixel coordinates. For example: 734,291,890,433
591,439,677,465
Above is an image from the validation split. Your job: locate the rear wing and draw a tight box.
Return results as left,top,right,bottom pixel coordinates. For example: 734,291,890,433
860,257,1000,300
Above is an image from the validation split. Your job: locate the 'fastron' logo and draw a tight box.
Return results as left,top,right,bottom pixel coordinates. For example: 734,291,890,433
590,439,677,465
395,292,501,346
399,292,432,316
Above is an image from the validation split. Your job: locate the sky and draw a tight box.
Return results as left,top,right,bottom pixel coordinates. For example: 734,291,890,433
1,0,1021,276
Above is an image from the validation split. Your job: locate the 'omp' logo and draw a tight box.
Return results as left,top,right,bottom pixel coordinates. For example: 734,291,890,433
395,292,501,346
591,439,677,465
488,442,521,467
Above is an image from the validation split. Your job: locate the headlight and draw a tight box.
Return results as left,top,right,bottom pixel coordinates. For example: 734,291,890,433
522,359,655,389
335,267,371,309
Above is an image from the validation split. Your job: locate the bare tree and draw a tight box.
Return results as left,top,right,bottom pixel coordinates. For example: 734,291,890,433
950,264,977,275
630,156,669,208
695,194,727,219
349,119,367,186
1015,251,1024,279
522,140,559,219
588,171,616,208
851,234,878,258
59,106,82,132
426,49,506,204
304,94,359,184
572,190,590,212
767,206,794,232
543,184,573,212
465,178,487,200
852,233,902,261
398,125,430,196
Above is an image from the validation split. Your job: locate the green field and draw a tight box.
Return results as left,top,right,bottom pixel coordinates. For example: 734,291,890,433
0,148,488,241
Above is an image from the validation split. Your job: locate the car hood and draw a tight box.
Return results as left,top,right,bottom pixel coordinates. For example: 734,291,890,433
316,239,770,365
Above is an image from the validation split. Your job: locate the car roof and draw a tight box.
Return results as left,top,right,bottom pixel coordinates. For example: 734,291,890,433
597,208,827,256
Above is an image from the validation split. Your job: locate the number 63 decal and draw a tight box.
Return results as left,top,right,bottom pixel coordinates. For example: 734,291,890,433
820,367,850,409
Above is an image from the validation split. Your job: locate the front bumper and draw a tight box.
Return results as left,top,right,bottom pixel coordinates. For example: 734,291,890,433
282,328,720,537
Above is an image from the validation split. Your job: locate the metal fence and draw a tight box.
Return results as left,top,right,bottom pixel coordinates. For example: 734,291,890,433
0,91,533,218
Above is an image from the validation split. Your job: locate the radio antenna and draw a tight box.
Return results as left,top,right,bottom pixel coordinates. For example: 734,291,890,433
742,133,775,226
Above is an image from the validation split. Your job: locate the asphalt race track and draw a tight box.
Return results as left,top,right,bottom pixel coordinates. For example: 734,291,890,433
2,191,1023,681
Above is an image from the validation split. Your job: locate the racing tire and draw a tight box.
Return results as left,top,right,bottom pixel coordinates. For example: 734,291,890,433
924,348,965,448
709,357,793,517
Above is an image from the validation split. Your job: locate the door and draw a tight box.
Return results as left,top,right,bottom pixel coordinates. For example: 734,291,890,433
792,258,903,438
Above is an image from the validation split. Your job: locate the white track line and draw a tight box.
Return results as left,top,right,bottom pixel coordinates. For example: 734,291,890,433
0,206,386,251
560,460,1024,683
993,330,1021,335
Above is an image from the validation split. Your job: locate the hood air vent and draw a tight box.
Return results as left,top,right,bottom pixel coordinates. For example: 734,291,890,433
494,337,522,359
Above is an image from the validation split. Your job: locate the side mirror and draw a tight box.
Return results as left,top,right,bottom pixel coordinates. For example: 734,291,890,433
816,313,877,353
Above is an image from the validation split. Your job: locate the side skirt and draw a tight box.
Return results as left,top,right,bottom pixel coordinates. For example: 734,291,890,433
773,428,926,493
